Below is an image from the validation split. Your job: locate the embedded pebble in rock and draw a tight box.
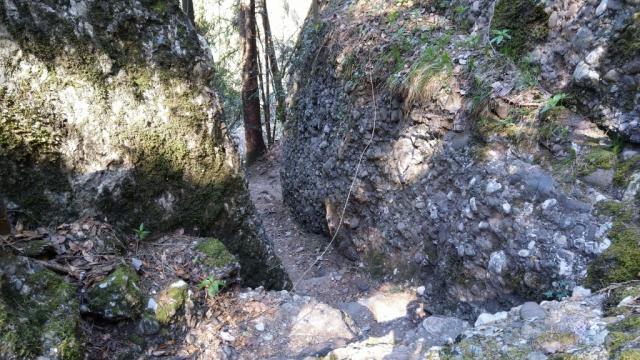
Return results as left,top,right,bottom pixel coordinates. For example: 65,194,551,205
571,286,592,299
474,311,509,326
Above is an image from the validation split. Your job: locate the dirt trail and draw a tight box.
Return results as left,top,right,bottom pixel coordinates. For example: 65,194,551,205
247,143,375,306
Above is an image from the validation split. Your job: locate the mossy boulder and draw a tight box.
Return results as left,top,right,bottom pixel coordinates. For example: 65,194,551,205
0,255,81,360
83,265,142,320
196,238,237,268
0,0,287,288
154,280,188,324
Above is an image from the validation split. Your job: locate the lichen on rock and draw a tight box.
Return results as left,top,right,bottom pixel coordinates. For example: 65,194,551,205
154,280,188,324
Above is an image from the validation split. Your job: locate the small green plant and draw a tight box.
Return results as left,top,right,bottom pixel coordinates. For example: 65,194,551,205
543,280,572,300
541,93,570,114
133,223,150,241
611,134,626,155
490,29,512,46
198,276,226,298
387,9,400,23
454,5,467,14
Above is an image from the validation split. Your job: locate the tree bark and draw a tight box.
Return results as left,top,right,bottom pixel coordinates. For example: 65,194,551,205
182,0,194,23
240,0,266,163
0,196,10,235
311,0,319,23
257,0,286,138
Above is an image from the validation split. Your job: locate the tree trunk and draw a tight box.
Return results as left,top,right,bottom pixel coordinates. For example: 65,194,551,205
240,0,266,163
311,0,319,23
182,0,194,23
0,196,10,235
258,0,286,138
257,41,272,146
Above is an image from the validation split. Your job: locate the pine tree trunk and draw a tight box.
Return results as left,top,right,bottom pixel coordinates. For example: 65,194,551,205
0,196,10,235
258,0,286,136
241,0,266,163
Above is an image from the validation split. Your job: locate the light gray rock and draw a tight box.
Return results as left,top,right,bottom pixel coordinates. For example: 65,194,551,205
474,311,508,326
520,302,546,320
422,316,469,344
582,169,614,188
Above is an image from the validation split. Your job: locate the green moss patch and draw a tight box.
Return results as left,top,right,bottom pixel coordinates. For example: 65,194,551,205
0,256,81,359
491,0,549,60
615,156,640,187
196,238,236,268
587,216,640,288
620,349,640,360
606,315,640,357
578,148,617,176
533,331,578,354
85,265,142,320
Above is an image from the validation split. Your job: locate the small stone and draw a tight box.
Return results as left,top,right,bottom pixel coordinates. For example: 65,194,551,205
220,331,235,342
595,0,608,16
494,99,510,119
527,351,548,360
131,258,143,272
502,203,511,214
541,199,557,210
548,11,558,28
422,316,469,345
604,69,621,82
485,179,502,194
571,286,591,299
416,286,426,296
520,302,546,320
355,279,370,292
518,249,530,257
474,311,508,326
469,197,478,212
573,61,600,86
582,169,614,188
255,322,265,332
488,251,507,274
147,298,158,311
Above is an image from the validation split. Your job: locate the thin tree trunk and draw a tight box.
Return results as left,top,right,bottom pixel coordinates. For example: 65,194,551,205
182,0,195,23
256,26,272,146
260,47,272,146
241,0,266,163
258,0,286,135
0,196,10,235
311,0,319,23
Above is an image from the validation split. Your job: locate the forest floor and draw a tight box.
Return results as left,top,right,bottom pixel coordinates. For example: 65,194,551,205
247,142,376,306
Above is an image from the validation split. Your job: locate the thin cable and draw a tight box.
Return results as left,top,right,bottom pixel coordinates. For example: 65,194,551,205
292,66,378,291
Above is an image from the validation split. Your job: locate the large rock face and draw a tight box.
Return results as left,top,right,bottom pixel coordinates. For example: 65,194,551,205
0,0,286,288
283,0,640,317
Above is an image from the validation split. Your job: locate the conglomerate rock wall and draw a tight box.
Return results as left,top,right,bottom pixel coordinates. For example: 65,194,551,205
282,0,640,317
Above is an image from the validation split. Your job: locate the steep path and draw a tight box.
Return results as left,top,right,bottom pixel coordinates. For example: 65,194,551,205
247,143,375,305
